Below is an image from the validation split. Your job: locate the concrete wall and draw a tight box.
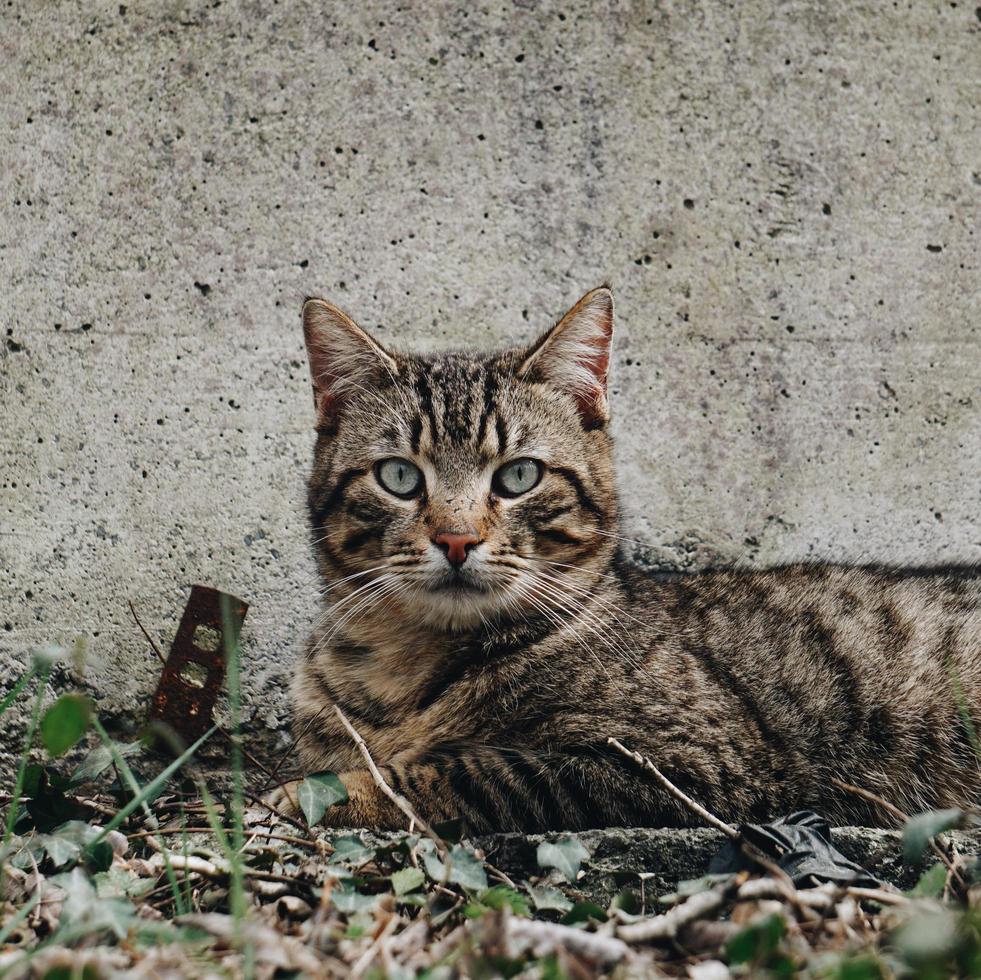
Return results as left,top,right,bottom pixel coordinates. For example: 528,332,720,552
2,1,978,765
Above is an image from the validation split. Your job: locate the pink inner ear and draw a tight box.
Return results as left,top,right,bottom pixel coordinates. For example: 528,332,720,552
572,315,612,423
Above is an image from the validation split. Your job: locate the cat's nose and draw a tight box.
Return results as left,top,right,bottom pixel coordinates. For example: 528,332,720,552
433,531,481,568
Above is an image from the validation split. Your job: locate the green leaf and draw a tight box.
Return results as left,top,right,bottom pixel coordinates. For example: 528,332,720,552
834,955,887,980
903,808,964,864
91,724,217,844
329,833,375,867
297,771,348,825
611,888,642,915
0,666,37,719
391,866,426,895
659,873,735,905
95,865,156,899
536,837,589,882
40,833,82,869
53,866,136,941
726,913,786,965
40,694,92,757
527,883,573,913
448,844,488,892
561,900,607,925
70,740,142,787
908,861,948,898
417,838,447,880
891,908,960,965
83,839,115,872
331,884,382,914
479,885,530,916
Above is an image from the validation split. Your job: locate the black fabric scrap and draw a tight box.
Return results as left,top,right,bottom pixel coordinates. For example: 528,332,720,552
708,810,883,888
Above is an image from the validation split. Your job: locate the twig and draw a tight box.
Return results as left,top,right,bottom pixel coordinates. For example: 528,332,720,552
618,875,744,942
509,918,630,965
606,737,739,840
126,825,324,852
333,703,448,860
830,777,908,824
846,886,909,907
258,703,332,795
831,777,964,888
218,728,288,782
350,914,400,977
243,791,311,834
737,878,836,911
128,599,167,666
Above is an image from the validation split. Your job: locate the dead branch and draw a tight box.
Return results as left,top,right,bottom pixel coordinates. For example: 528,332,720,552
332,703,448,860
618,876,744,943
606,737,739,840
830,777,908,824
831,777,964,888
509,917,630,965
128,599,167,666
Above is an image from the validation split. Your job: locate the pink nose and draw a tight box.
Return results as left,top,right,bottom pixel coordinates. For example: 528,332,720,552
433,531,480,568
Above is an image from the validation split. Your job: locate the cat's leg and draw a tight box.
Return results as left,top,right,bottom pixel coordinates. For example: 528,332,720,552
266,745,712,833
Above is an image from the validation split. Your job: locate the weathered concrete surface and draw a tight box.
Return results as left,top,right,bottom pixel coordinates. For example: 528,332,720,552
319,826,981,905
1,2,979,767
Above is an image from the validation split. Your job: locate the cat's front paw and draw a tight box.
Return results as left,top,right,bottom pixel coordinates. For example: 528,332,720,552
264,779,304,819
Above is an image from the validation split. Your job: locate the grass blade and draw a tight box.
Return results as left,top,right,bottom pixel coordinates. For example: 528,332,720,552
90,724,218,845
90,716,187,915
3,665,51,846
0,665,37,720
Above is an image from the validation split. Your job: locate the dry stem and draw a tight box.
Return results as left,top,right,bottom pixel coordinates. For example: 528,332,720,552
606,736,739,840
333,703,448,860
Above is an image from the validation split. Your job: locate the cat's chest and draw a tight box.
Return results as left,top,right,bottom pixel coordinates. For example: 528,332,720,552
320,638,523,765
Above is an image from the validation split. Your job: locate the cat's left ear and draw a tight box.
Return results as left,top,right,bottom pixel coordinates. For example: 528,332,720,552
518,286,614,429
302,298,398,428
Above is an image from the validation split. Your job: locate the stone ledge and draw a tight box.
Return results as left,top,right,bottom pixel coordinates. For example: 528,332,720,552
315,826,981,905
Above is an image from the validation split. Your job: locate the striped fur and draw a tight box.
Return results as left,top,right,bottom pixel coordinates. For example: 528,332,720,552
272,288,981,832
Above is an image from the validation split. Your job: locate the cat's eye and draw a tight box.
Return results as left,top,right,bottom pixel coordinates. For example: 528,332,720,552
375,457,424,499
493,458,543,497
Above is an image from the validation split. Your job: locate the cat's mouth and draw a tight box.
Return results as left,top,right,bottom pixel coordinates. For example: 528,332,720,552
428,573,490,595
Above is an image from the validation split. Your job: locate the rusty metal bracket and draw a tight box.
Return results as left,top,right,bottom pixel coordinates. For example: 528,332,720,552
148,585,248,744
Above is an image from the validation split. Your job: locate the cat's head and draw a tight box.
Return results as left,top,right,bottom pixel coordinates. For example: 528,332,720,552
301,287,619,633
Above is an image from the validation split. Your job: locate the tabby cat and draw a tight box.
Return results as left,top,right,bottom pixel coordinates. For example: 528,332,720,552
272,286,981,832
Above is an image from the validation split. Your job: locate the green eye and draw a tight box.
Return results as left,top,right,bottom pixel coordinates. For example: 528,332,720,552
376,458,423,498
493,458,543,497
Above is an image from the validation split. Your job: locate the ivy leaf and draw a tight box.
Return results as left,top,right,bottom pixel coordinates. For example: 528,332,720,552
908,862,948,899
536,837,590,882
297,771,348,825
70,740,142,787
417,838,447,880
329,834,375,867
41,694,92,757
331,884,382,914
478,885,530,916
561,900,608,925
391,867,426,896
528,883,573,913
726,913,786,965
95,865,156,899
448,844,488,892
83,839,115,872
39,834,81,869
53,866,135,940
903,809,965,865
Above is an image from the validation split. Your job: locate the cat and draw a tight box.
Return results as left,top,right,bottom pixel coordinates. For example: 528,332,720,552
269,286,981,833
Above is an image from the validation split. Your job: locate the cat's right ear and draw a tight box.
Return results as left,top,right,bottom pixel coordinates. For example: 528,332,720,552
302,298,398,428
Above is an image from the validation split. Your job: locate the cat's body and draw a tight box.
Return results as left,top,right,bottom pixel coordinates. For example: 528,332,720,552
277,288,981,832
